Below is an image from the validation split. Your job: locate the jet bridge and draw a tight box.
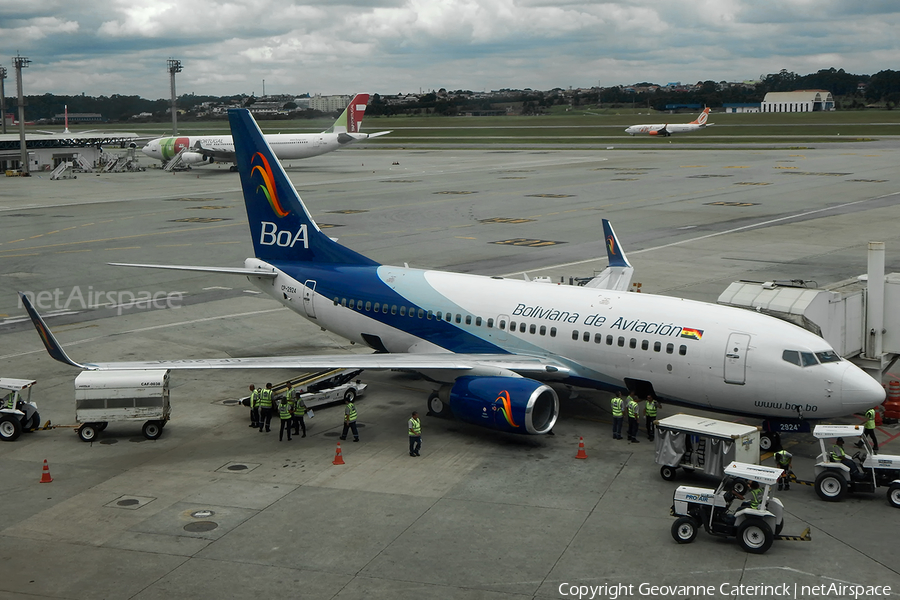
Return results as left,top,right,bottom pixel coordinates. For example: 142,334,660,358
717,242,899,380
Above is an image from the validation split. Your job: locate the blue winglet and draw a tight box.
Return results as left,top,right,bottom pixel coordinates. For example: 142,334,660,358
228,108,377,266
602,219,631,268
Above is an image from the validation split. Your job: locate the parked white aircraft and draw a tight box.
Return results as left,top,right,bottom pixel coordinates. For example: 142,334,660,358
141,93,390,170
22,109,884,438
625,107,710,136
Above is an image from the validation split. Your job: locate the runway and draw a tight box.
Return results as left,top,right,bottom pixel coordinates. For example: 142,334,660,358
1,145,898,599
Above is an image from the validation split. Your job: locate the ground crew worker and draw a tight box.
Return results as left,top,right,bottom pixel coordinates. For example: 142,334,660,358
292,388,308,438
258,383,275,432
626,392,640,443
248,385,261,428
277,394,293,441
340,396,359,442
861,407,879,453
610,391,624,440
740,481,763,510
774,449,793,490
408,411,422,457
644,394,660,441
830,437,861,479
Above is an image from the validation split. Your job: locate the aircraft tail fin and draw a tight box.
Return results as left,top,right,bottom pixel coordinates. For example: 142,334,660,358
19,293,87,369
228,108,377,266
691,107,710,125
327,93,371,134
583,219,634,291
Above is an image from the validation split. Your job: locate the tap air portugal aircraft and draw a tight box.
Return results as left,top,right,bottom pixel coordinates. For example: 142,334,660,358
22,109,884,439
141,93,390,171
625,107,710,137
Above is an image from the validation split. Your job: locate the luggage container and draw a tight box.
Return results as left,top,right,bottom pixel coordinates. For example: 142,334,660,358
655,413,761,483
74,370,170,441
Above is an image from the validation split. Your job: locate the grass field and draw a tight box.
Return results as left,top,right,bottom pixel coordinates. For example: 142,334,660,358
26,109,900,146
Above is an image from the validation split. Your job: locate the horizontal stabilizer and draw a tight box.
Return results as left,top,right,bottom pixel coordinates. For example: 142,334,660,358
109,263,278,278
583,219,634,291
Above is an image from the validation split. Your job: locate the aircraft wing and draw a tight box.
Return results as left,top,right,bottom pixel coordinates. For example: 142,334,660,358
109,262,278,277
20,292,570,376
582,219,634,291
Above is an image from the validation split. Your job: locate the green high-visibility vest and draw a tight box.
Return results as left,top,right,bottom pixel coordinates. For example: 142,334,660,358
250,389,261,408
627,399,638,419
345,402,357,422
865,408,876,429
774,450,791,467
409,417,421,436
645,400,658,417
611,397,623,417
278,399,293,420
748,488,763,509
259,388,274,408
831,445,846,462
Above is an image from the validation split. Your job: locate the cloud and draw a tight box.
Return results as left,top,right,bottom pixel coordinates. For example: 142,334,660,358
1,0,898,99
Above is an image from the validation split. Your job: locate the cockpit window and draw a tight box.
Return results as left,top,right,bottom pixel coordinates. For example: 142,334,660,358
783,349,826,367
782,350,801,366
815,350,841,363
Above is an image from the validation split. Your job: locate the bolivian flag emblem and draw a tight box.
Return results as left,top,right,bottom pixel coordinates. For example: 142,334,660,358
681,328,703,340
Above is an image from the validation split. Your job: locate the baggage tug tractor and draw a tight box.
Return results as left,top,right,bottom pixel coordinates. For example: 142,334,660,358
670,461,810,553
812,424,900,508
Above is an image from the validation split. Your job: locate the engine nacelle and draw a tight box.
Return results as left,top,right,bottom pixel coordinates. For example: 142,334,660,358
448,376,559,435
180,151,214,165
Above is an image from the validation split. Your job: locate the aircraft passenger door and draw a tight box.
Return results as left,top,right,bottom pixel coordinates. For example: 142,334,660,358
302,280,317,319
497,314,509,342
724,333,751,385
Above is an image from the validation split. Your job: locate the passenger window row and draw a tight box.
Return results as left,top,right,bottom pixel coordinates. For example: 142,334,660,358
571,329,688,356
497,319,558,338
333,297,495,328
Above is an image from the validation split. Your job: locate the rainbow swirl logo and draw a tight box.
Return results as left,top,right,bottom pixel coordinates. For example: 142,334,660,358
606,234,617,257
494,391,519,428
251,152,289,218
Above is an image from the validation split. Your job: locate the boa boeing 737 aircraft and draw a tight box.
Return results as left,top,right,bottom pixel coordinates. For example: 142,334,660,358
22,109,884,439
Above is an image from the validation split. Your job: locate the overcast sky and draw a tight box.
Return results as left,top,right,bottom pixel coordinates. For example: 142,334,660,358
2,0,898,100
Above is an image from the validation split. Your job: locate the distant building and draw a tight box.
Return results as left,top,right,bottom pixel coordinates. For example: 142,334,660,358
308,94,352,113
761,90,835,112
723,103,761,113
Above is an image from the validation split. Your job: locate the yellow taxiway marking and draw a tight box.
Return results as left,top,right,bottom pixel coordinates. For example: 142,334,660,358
207,241,242,245
158,244,192,247
723,166,749,169
455,236,477,240
56,249,93,254
107,246,141,250
680,165,706,168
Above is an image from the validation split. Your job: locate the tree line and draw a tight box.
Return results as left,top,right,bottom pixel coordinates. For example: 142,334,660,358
5,68,900,122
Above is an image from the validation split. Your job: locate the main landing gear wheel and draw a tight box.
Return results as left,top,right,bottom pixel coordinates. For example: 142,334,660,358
737,518,774,554
427,392,451,418
815,471,847,502
759,433,774,451
671,516,698,544
0,415,23,442
142,421,163,440
78,423,98,443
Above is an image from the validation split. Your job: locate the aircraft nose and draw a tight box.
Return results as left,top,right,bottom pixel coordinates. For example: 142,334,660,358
840,364,885,412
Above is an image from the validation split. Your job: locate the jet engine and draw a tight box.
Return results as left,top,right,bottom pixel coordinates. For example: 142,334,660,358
436,376,559,435
179,151,214,165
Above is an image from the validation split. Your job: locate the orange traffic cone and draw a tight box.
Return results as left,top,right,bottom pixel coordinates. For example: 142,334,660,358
332,442,345,465
40,459,53,483
575,437,588,459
